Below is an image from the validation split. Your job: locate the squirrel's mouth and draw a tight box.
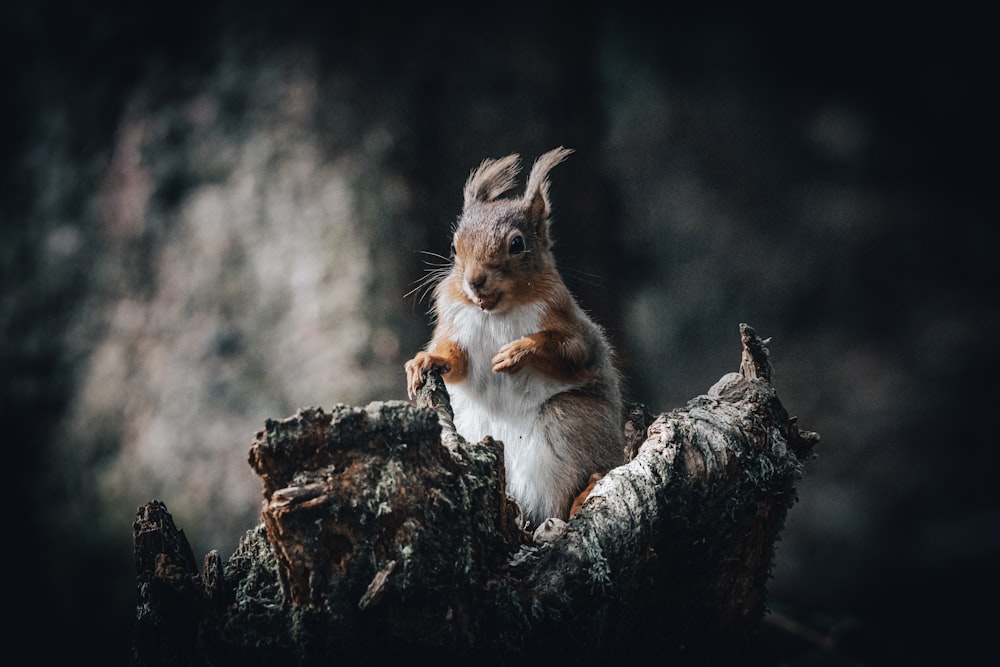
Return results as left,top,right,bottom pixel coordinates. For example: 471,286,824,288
476,292,502,311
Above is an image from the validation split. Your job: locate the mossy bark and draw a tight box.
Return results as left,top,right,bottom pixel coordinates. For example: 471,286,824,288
133,324,817,665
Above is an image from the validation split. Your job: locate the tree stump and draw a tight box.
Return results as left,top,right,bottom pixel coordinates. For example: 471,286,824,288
133,324,818,665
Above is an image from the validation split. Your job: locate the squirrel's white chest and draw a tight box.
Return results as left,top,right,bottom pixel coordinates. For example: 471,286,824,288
444,301,565,421
442,301,576,518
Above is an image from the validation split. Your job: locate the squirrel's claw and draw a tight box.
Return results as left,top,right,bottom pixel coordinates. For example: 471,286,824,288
492,339,531,374
404,353,450,398
404,358,423,398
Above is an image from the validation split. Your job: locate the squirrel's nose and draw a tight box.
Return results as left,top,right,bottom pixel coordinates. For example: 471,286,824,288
468,272,487,291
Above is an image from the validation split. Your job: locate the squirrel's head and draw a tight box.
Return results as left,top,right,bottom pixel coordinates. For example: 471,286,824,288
445,147,573,313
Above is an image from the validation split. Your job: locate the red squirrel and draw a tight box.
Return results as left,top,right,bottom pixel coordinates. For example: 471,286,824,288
404,147,623,528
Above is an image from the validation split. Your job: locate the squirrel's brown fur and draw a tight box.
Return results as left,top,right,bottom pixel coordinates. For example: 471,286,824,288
405,147,623,527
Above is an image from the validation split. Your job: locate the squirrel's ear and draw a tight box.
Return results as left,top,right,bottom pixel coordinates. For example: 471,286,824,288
523,146,574,228
463,154,522,209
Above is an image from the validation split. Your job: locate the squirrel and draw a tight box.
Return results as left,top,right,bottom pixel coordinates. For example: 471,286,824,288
404,147,624,528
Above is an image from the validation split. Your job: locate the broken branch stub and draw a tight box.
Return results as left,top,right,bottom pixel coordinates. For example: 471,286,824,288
246,399,524,623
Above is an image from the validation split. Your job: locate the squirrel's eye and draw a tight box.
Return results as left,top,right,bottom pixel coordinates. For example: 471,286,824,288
509,234,525,255
450,242,457,257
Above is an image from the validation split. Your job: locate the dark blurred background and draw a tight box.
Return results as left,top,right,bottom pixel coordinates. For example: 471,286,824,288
2,1,995,664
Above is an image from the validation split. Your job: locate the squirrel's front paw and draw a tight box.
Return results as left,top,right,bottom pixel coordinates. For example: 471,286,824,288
492,338,534,374
404,352,451,398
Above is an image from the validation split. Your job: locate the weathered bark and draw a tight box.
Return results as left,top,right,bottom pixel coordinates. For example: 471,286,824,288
133,324,817,665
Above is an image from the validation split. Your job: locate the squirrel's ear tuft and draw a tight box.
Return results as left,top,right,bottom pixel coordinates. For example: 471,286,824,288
463,153,522,209
523,146,573,225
